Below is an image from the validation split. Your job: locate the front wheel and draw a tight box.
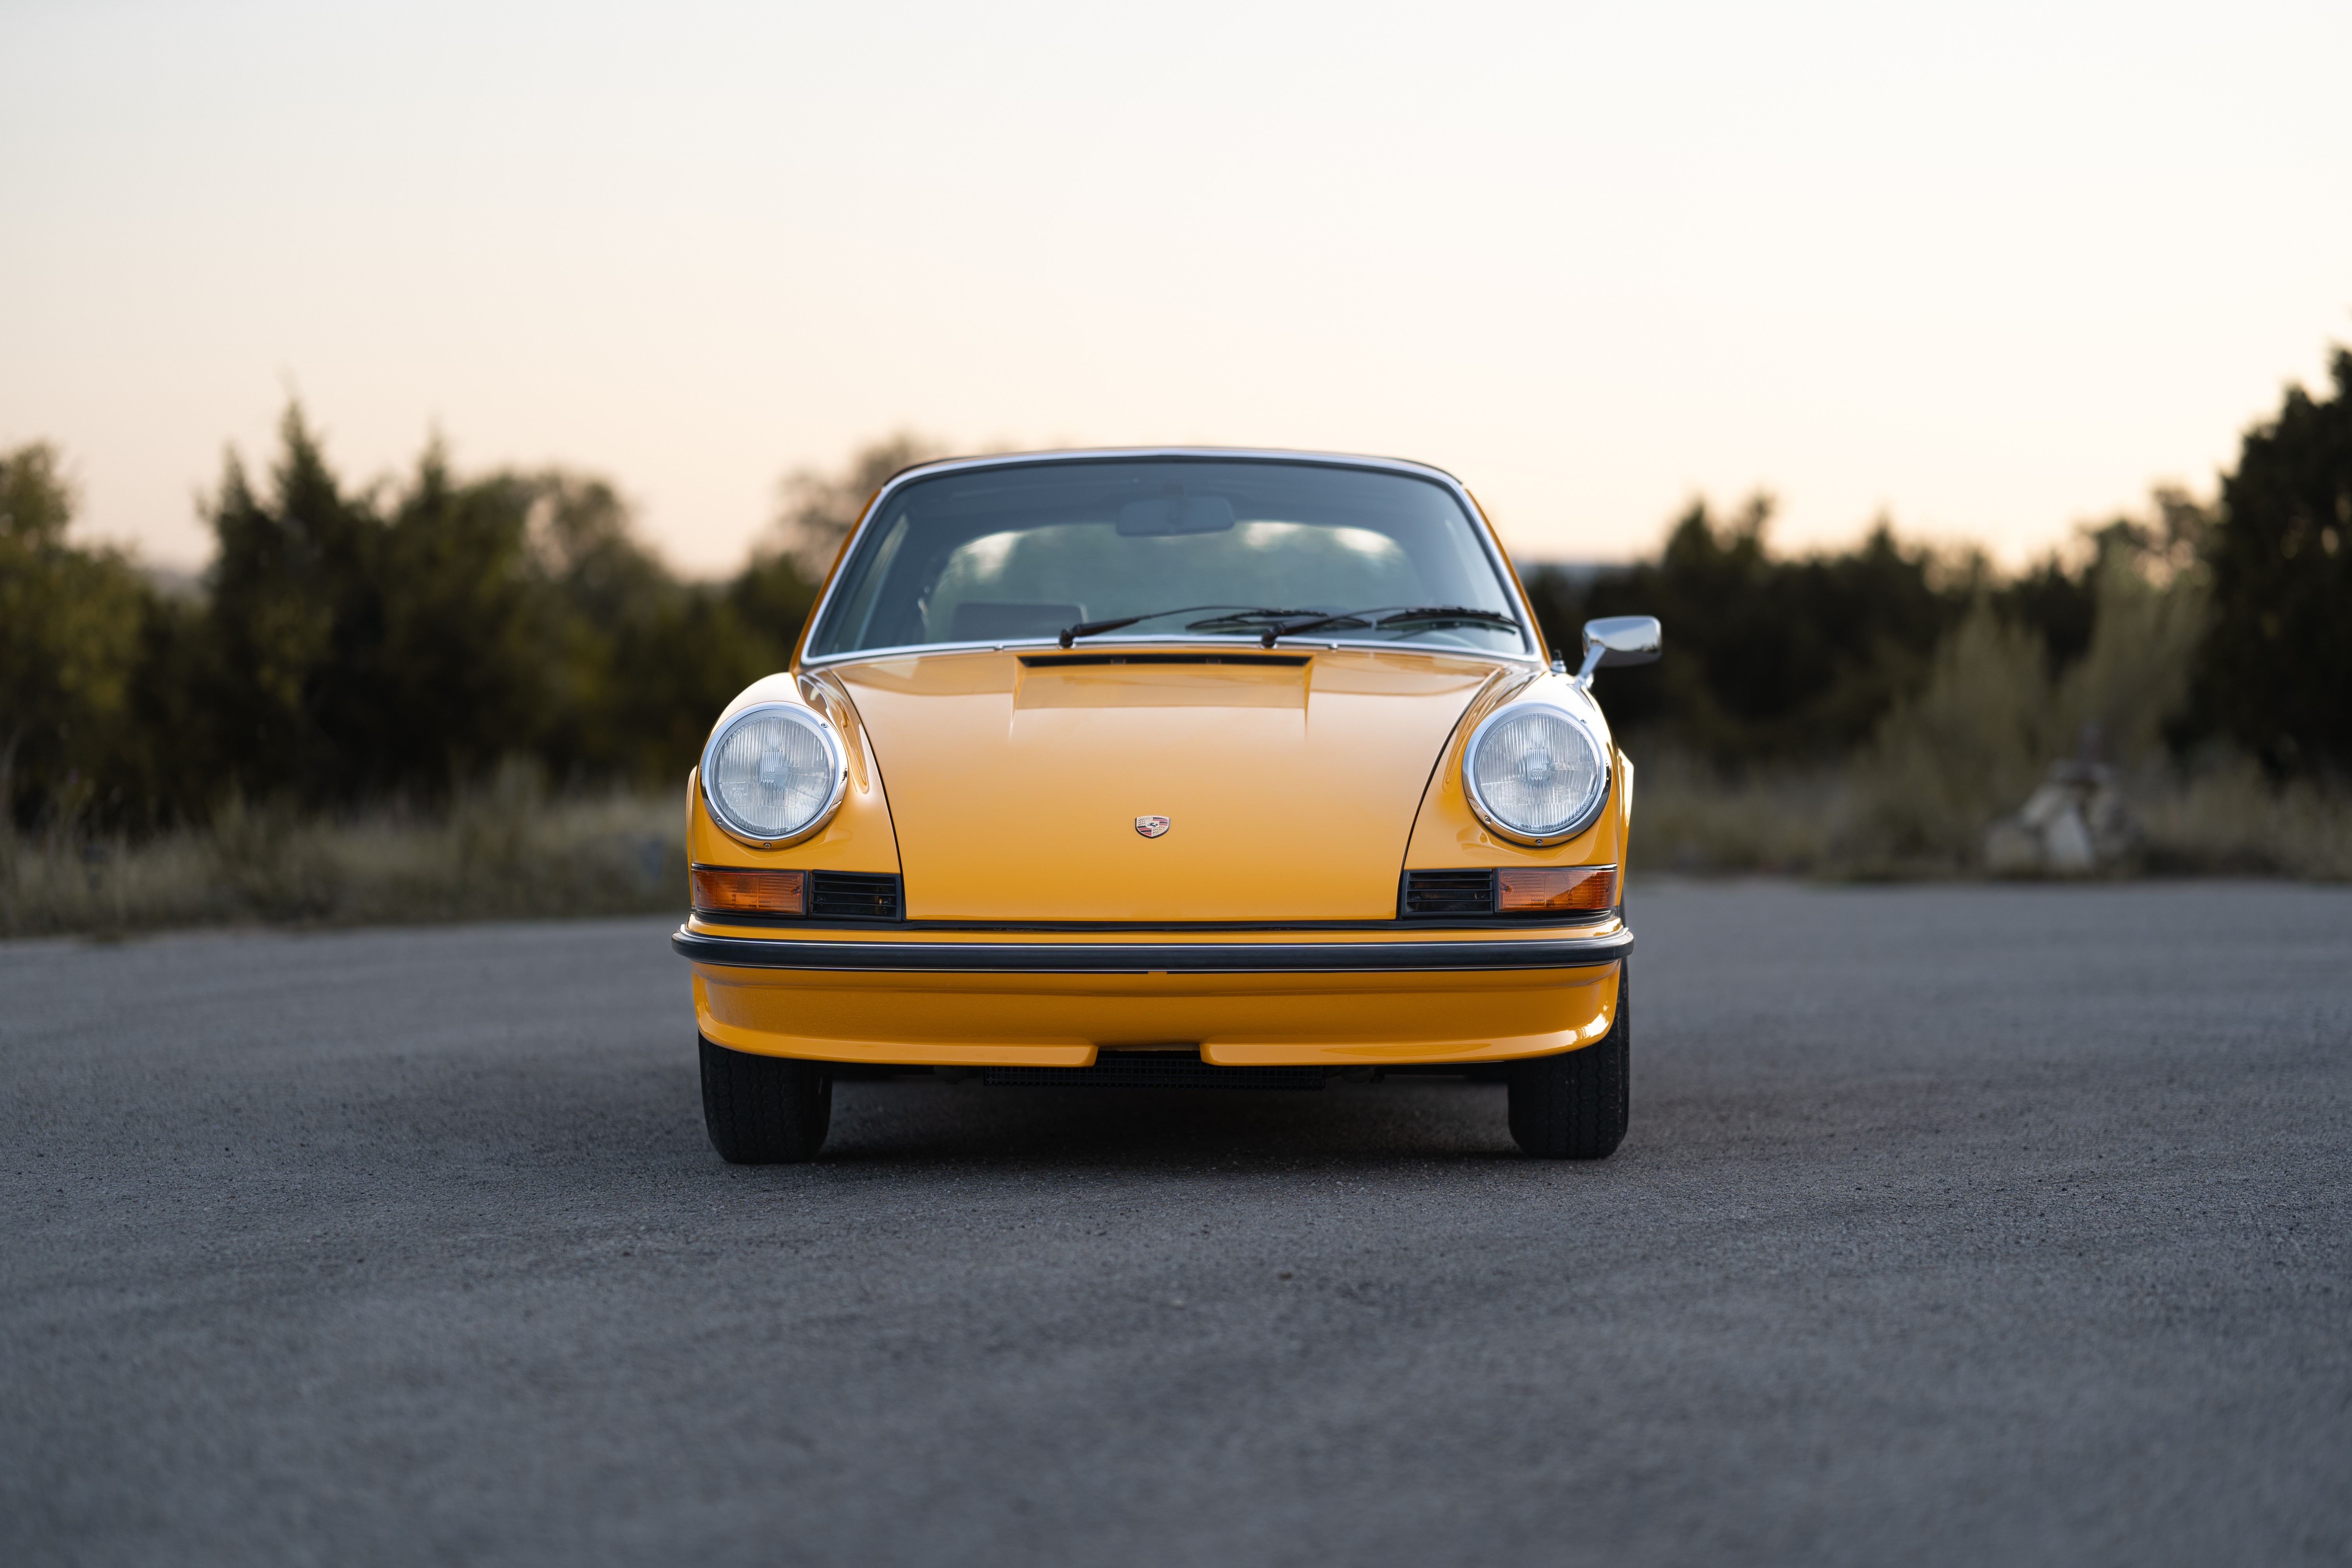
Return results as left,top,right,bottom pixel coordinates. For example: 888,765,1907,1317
699,1035,832,1163
1507,962,1630,1159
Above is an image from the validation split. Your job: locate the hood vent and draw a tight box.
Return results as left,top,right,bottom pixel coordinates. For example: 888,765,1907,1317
1017,652,1311,669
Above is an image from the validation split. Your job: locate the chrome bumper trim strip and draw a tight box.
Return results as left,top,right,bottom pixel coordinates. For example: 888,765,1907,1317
671,926,1632,975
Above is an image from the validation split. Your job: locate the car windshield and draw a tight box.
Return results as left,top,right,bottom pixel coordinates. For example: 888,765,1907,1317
803,458,1528,659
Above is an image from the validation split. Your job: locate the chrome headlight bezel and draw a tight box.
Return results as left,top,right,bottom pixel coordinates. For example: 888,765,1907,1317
1461,700,1614,847
698,701,849,850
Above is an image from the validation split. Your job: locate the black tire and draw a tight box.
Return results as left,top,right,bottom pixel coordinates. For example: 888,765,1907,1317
699,1034,833,1163
1506,960,1630,1159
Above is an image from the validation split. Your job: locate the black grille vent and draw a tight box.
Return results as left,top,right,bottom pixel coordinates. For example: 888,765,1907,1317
1401,869,1497,916
1018,653,1311,668
984,1056,1325,1090
808,871,901,921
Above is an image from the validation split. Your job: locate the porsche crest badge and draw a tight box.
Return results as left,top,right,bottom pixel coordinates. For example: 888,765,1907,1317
1134,815,1171,839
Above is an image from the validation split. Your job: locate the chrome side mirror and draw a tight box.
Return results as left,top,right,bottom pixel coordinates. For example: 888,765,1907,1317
1574,615,1662,687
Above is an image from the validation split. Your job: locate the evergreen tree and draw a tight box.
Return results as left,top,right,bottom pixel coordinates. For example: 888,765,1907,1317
2196,349,2352,775
1521,496,1967,762
0,444,151,827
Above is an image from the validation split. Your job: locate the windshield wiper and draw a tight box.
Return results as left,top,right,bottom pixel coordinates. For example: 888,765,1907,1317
1182,608,1324,631
1252,611,1373,647
1059,602,1523,650
1058,604,1298,648
1373,606,1522,629
1254,604,1522,648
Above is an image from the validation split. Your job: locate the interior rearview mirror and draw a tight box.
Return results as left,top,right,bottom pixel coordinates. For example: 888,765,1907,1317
1118,494,1237,536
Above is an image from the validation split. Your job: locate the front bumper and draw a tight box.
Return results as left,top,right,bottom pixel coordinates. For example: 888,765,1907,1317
673,922,1629,1068
670,926,1631,973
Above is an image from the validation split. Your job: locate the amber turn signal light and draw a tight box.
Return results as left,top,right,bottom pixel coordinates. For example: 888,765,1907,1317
1497,864,1617,913
690,865,805,916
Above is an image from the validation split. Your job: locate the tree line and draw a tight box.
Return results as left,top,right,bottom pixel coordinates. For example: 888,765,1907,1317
4,352,2347,836
1524,349,2349,780
0,413,888,831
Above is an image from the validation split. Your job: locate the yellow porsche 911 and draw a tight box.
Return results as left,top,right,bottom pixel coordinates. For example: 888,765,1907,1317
671,450,1661,1162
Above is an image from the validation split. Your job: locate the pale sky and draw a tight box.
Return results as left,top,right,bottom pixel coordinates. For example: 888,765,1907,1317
5,0,2348,575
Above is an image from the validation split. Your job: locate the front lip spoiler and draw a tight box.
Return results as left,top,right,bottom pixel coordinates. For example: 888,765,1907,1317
671,926,1632,974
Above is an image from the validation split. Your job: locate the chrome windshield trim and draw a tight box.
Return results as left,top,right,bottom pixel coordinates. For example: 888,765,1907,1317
793,447,1540,667
671,926,1632,974
797,632,1543,673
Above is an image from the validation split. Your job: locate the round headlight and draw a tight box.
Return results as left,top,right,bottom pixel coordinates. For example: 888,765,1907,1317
1462,702,1611,845
701,703,847,847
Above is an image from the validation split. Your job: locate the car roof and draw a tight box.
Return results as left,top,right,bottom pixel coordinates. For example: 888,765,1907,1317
871,446,1470,492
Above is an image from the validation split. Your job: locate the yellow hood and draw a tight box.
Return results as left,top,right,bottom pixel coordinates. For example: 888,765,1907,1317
833,648,1521,920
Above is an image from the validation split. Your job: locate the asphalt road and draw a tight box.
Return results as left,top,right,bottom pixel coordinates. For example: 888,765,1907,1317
4,883,2348,1567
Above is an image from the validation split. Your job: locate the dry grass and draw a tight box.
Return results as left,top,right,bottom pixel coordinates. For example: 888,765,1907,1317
1,763,686,940
1625,746,2352,882
1619,552,2352,882
7,747,2344,942
2131,760,2352,878
1626,752,1846,875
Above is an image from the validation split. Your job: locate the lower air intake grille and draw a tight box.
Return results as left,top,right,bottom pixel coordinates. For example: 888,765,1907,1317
1402,869,1497,916
984,1057,1325,1090
808,871,901,921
